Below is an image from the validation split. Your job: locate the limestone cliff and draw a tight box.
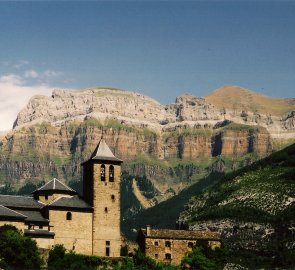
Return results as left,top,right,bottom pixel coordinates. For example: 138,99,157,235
0,86,293,205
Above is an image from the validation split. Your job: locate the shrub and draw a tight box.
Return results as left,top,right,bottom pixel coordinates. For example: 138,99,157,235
181,240,228,270
0,225,43,270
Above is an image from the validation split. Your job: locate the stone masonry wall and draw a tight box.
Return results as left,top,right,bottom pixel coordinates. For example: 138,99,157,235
92,163,121,257
145,238,221,265
49,209,93,255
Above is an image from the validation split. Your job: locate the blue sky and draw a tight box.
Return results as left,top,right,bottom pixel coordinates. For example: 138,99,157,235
0,1,294,130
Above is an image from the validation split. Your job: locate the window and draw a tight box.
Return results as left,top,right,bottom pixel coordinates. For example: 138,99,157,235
165,241,171,248
104,207,108,213
109,165,114,182
66,212,72,220
155,254,158,259
101,164,106,181
39,225,43,229
188,242,194,248
154,241,159,246
111,195,115,201
165,253,171,260
106,241,110,256
45,194,48,200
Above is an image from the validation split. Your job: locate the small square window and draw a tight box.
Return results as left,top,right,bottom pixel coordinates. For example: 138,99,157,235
155,254,158,259
165,253,171,260
104,207,108,213
165,241,171,247
188,242,194,248
154,241,159,246
106,241,110,246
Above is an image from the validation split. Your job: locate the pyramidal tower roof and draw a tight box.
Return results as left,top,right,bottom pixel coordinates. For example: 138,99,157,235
32,178,77,194
85,138,123,163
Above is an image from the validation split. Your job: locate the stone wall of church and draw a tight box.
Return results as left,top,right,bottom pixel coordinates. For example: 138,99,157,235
33,237,55,249
0,220,25,231
38,193,72,204
92,163,121,257
49,209,93,255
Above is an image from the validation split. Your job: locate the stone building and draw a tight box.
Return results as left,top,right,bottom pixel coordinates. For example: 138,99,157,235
138,225,221,265
0,138,122,257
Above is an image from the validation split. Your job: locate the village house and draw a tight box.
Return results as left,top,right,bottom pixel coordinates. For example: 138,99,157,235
137,225,221,265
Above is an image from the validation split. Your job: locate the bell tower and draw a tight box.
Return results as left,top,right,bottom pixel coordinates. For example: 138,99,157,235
82,138,122,257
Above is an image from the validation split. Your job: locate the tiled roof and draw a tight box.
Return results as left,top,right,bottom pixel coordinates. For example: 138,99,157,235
33,178,77,194
48,195,92,210
0,195,43,209
16,210,49,223
0,205,27,220
142,228,220,240
83,139,123,163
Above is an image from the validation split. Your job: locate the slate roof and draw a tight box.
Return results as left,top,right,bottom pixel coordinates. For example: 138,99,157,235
24,229,55,237
0,195,43,209
142,228,220,240
16,210,49,223
48,195,92,210
32,178,77,194
0,205,27,220
83,139,123,163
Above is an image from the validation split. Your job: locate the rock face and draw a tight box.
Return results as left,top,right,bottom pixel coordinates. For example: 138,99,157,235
13,87,295,140
0,86,293,204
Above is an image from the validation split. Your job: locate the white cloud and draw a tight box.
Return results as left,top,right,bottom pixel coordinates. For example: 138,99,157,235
24,69,39,79
43,70,63,78
13,60,30,69
0,74,52,131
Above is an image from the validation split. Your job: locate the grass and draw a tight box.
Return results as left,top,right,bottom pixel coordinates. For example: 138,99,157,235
162,128,213,141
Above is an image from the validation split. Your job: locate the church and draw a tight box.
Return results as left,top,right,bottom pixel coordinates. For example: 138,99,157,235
0,138,122,257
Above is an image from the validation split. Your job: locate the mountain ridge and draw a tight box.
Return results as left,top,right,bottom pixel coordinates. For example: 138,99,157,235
11,85,295,142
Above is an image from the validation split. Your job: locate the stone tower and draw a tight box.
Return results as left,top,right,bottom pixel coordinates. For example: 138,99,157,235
82,138,123,257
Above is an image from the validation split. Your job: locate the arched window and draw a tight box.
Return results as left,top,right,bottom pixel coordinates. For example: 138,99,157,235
109,165,114,182
66,212,72,220
100,164,106,181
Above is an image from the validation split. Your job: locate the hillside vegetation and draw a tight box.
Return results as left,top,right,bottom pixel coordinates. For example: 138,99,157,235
180,142,295,268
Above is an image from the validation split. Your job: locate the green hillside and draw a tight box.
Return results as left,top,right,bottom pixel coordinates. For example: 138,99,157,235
182,142,295,224
180,143,295,268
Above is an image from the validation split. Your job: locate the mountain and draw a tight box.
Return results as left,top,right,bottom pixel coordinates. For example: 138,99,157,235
179,142,295,268
205,85,295,116
0,86,294,214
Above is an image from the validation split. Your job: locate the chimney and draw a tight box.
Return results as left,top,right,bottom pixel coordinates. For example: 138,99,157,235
146,225,151,236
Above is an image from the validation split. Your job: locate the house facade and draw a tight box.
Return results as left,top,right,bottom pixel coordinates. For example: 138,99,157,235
0,138,122,257
138,225,221,265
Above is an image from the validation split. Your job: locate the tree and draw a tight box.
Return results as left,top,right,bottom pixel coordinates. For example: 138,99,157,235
181,240,228,270
0,225,43,270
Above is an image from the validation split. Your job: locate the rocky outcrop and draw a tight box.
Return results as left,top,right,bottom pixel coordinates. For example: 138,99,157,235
0,118,272,194
1,86,294,204
12,87,295,141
